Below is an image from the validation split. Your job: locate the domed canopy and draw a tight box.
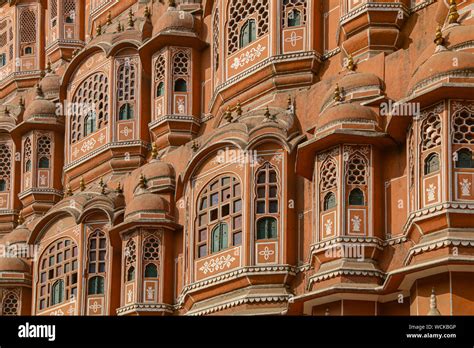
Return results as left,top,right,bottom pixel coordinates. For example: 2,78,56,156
153,5,196,35
408,49,474,96
0,257,30,273
139,160,175,181
321,71,384,109
40,71,61,99
2,225,30,245
316,102,380,132
23,85,57,121
125,192,171,218
445,24,474,50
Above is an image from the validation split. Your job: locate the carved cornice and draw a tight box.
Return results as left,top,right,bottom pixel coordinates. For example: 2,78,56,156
116,303,174,315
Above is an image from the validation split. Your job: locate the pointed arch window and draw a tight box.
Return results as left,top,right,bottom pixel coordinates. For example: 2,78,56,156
38,157,50,169
349,188,364,206
288,9,302,27
424,153,440,175
87,230,106,296
324,192,336,211
0,179,6,192
456,148,473,168
124,239,136,282
240,19,257,48
1,292,19,316
174,78,187,92
144,264,158,278
156,82,165,97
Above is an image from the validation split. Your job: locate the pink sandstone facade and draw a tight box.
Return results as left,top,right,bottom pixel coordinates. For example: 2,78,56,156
0,0,473,316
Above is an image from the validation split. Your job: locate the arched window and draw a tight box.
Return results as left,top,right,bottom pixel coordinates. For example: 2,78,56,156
37,135,52,170
156,82,165,97
324,192,336,211
144,264,158,278
240,19,257,48
124,239,136,282
257,217,277,240
174,78,187,92
211,223,229,253
38,157,50,169
37,238,78,311
0,143,12,193
1,292,19,316
127,266,135,281
282,0,307,28
196,176,242,258
119,103,133,120
87,230,106,296
51,279,64,305
88,276,104,295
256,164,279,214
288,9,301,27
0,179,6,192
424,153,440,175
349,188,364,206
84,112,96,136
456,148,473,168
24,46,32,55
71,72,109,143
453,110,474,144
143,235,160,277
421,114,442,151
23,137,32,173
0,53,6,67
228,0,269,54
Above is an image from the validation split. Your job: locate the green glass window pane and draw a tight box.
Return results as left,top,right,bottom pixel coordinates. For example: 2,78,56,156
349,189,364,206
145,264,158,278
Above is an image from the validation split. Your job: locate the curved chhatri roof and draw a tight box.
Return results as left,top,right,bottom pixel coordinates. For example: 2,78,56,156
23,86,57,121
316,102,380,133
153,5,196,35
0,257,30,273
125,192,171,218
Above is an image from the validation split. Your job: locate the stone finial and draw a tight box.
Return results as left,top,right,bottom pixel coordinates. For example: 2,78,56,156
121,24,125,32
65,184,73,197
116,21,122,33
191,141,199,152
99,177,105,188
35,84,44,98
223,106,233,123
428,287,441,316
235,102,242,117
100,178,107,195
4,107,9,117
106,11,112,26
139,174,147,189
128,8,135,29
116,182,123,195
333,84,342,103
96,23,102,36
151,142,158,160
19,97,25,109
17,211,25,226
46,61,52,73
434,25,445,46
80,177,86,191
448,0,459,25
144,6,151,20
346,54,356,71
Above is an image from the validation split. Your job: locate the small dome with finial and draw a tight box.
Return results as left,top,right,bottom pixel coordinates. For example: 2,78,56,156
40,62,61,99
153,0,197,35
23,84,57,121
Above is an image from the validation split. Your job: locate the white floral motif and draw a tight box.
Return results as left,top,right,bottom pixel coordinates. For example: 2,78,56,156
199,254,236,275
460,179,472,197
351,215,361,232
81,138,96,153
325,219,333,235
177,99,185,114
427,184,437,202
258,246,275,261
146,286,155,300
231,45,266,70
